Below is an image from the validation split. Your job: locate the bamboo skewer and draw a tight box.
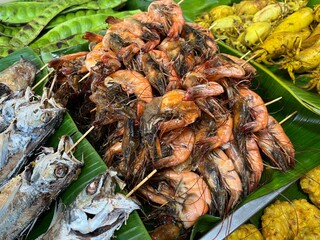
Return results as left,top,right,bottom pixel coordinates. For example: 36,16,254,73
279,111,298,125
66,126,95,154
126,169,158,198
79,72,90,83
265,97,282,106
36,63,48,74
48,73,57,98
32,69,54,90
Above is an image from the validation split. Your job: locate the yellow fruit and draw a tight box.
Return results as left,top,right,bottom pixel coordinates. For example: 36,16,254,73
262,199,320,239
300,165,320,208
226,224,263,240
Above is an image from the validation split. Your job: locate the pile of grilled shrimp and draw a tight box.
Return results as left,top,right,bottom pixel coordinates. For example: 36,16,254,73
47,0,295,235
0,60,138,239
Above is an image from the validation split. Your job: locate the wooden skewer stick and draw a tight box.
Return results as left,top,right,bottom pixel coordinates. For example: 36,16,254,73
126,169,158,198
66,126,95,154
240,53,258,67
279,111,298,125
177,0,184,5
79,72,90,83
265,96,282,106
32,69,54,90
240,50,251,59
36,63,48,74
48,73,57,98
90,107,97,113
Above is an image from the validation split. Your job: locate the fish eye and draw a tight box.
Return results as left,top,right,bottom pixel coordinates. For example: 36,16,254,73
86,179,99,195
40,112,52,123
54,165,69,178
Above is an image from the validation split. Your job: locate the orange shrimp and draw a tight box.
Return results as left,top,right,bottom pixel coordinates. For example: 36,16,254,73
158,37,196,76
224,140,251,196
183,82,224,100
48,52,89,74
105,70,153,120
139,170,212,229
148,50,181,91
159,89,201,134
85,42,121,73
244,135,264,193
181,22,219,60
238,87,268,132
210,148,243,211
196,114,233,151
139,50,181,95
254,115,295,170
154,127,195,169
146,0,185,39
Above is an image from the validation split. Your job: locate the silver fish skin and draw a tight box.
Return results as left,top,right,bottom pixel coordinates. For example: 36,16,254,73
0,89,65,187
38,170,140,240
0,58,37,91
0,87,35,133
0,135,83,240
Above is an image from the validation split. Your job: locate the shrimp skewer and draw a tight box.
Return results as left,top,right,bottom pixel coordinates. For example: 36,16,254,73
254,115,295,170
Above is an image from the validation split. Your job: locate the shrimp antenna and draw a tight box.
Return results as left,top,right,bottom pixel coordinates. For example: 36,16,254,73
32,69,54,90
36,63,48,74
279,111,298,125
265,96,282,106
66,126,95,154
79,72,90,83
126,169,158,198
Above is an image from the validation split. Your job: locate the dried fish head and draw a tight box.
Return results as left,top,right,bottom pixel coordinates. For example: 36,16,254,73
39,171,140,239
15,89,65,134
28,136,83,192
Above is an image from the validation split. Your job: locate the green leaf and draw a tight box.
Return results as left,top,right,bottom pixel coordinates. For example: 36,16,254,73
190,215,221,240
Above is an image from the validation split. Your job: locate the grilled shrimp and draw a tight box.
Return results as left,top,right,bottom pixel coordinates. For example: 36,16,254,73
254,115,295,170
224,140,251,196
181,22,219,61
106,70,153,104
243,135,264,192
196,114,233,151
211,149,243,212
183,54,246,87
154,127,195,169
158,37,196,76
105,70,153,120
85,42,121,74
139,50,180,95
183,82,224,100
139,170,212,229
238,87,268,133
144,0,185,39
159,89,201,134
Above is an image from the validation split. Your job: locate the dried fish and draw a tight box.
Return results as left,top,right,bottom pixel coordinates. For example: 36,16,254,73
38,170,139,240
0,135,83,240
0,58,37,91
0,88,65,187
0,87,35,133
